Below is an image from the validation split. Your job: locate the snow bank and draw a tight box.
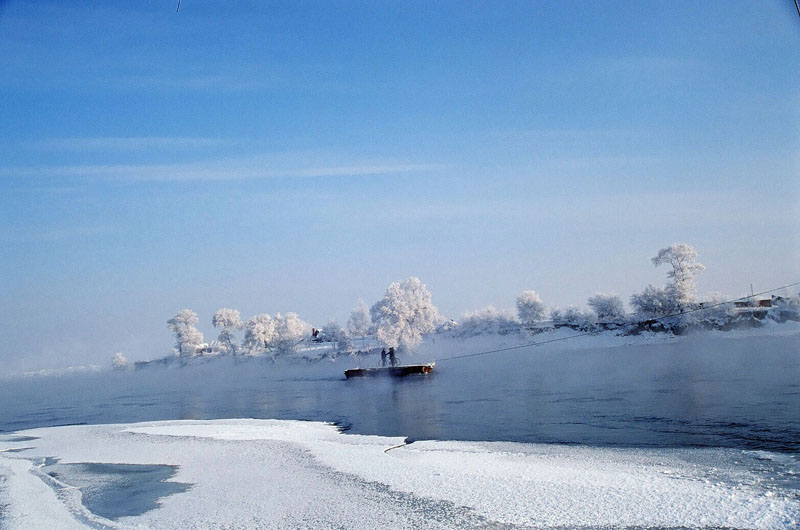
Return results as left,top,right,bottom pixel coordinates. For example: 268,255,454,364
2,420,798,529
0,452,89,530
418,319,800,361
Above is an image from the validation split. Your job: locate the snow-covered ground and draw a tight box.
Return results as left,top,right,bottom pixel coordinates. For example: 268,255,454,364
1,419,798,529
416,318,800,362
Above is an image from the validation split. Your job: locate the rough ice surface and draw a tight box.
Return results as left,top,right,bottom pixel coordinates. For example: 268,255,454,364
1,419,798,529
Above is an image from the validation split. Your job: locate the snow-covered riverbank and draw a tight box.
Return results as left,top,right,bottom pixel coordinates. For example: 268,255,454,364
1,419,798,529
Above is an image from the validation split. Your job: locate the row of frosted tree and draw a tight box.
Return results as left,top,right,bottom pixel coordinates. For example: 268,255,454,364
114,243,797,368
152,276,440,363
459,244,797,337
457,243,798,337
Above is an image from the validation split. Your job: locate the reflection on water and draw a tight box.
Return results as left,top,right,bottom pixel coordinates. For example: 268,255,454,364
1,334,799,452
43,461,190,519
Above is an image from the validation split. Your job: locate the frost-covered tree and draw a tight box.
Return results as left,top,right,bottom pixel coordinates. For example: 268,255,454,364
346,300,373,345
371,277,439,350
323,319,352,352
272,312,311,356
167,309,205,359
242,313,276,356
457,306,519,336
697,292,735,325
111,352,129,370
551,306,591,328
630,284,677,318
652,244,705,309
587,293,626,322
436,318,459,334
516,290,546,326
243,312,310,358
771,295,800,323
212,308,242,356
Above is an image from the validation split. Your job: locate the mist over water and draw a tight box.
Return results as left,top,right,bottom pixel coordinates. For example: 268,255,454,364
1,333,798,453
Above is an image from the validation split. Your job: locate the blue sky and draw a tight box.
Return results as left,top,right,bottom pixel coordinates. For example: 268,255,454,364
1,1,798,371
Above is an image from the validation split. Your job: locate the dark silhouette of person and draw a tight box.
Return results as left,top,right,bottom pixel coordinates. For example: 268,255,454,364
388,347,396,367
380,348,387,367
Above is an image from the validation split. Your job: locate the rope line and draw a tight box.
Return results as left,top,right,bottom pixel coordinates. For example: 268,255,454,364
435,281,800,363
384,441,409,453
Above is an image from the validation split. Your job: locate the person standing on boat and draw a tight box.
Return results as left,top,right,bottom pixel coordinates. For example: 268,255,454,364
380,348,387,366
388,347,397,367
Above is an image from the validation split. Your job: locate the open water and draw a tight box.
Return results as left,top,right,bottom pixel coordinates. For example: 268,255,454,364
1,333,798,453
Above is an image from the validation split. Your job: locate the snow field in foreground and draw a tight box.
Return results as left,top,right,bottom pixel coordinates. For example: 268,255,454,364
1,419,798,529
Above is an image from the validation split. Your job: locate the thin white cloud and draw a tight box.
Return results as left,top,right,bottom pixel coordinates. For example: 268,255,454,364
34,137,235,151
114,74,276,92
1,225,115,243
544,154,662,171
108,63,351,93
3,154,442,182
490,128,653,142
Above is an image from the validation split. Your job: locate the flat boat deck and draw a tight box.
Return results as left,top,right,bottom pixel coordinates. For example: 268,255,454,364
344,363,435,379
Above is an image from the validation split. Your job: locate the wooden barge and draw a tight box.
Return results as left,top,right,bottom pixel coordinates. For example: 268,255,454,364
344,363,435,379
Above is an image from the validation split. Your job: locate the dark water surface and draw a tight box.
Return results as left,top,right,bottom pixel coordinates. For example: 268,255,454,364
43,461,190,519
2,334,799,452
